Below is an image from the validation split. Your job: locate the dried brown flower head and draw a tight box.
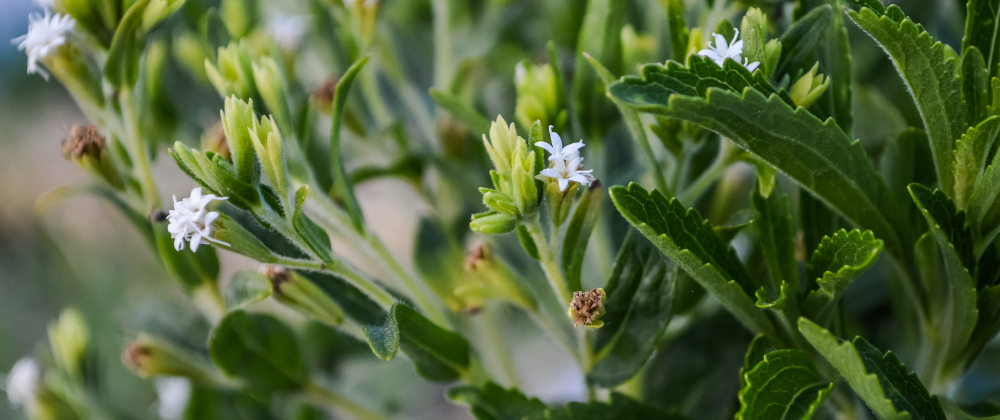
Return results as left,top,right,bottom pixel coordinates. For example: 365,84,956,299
569,288,606,328
464,242,492,271
313,76,339,112
61,125,104,160
260,264,291,288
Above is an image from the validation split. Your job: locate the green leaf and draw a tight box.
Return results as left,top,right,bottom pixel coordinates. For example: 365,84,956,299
153,222,220,292
446,382,546,420
625,56,792,107
963,0,1000,77
589,231,675,387
363,303,470,381
105,0,149,87
751,183,797,292
880,129,925,222
799,318,947,420
846,6,966,197
803,229,884,322
968,147,1000,242
292,187,334,263
330,56,369,234
663,0,689,62
517,225,540,260
572,0,625,136
954,116,1000,210
224,270,271,311
209,310,307,393
737,349,834,420
609,183,777,338
296,271,386,326
842,0,886,15
430,88,492,137
561,181,604,293
962,47,990,127
609,80,909,260
909,184,979,363
541,393,684,420
962,284,1000,366
741,335,777,387
941,397,1000,419
775,6,833,78
797,0,855,133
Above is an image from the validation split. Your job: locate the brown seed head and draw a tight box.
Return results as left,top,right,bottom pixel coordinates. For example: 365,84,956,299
61,125,105,161
313,76,339,111
261,265,291,289
121,341,151,376
464,242,493,271
570,288,605,327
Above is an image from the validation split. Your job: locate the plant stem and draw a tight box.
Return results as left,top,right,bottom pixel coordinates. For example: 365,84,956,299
432,0,452,89
119,87,161,211
524,217,572,304
305,381,391,420
527,308,582,365
678,139,736,205
367,234,449,325
273,255,397,309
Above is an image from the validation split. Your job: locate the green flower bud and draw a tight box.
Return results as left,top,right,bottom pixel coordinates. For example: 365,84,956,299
463,243,536,310
470,211,517,234
61,125,124,191
220,96,260,185
249,114,288,202
481,188,518,215
47,308,89,380
122,334,217,381
764,39,782,79
545,180,580,227
210,212,275,262
220,0,259,38
201,121,231,162
621,25,657,72
206,41,256,100
483,116,518,174
252,57,292,133
568,288,606,329
740,8,768,73
514,61,565,130
510,143,539,215
789,63,831,108
264,266,345,327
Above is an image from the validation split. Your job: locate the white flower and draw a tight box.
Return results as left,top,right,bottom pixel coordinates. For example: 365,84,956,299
11,12,75,80
268,15,311,51
535,126,585,163
6,358,40,410
166,187,230,252
539,155,595,192
155,377,191,420
698,29,760,72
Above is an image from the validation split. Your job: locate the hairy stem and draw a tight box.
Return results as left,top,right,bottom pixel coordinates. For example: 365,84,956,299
272,255,397,309
305,381,391,420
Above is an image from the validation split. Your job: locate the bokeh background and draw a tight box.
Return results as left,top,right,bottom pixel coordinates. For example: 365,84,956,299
2,0,1000,419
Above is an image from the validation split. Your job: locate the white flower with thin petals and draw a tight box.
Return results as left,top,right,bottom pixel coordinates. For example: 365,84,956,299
166,188,230,252
539,155,596,192
156,377,191,420
535,126,585,163
6,358,40,410
268,15,311,51
11,12,75,80
697,29,760,72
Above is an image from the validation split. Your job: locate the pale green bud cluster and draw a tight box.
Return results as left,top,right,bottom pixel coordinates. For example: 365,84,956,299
514,62,566,131
249,113,288,201
740,8,782,79
206,41,257,100
265,267,345,327
789,63,831,108
472,116,540,234
252,56,292,133
47,309,89,381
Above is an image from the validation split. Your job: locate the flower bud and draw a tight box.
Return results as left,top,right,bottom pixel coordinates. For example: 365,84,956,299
47,308,89,380
514,61,565,131
205,41,256,100
312,75,339,114
545,180,580,227
740,8,768,73
463,243,536,310
263,266,345,327
481,188,518,215
568,288,606,328
249,114,288,201
470,211,517,234
483,116,518,174
252,56,292,133
220,0,259,38
200,122,231,162
510,143,539,215
61,125,124,190
764,39,782,79
789,62,830,108
685,27,704,58
220,96,260,185
122,334,215,381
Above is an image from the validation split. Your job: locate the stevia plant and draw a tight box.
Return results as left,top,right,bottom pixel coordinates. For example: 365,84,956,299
7,0,1000,418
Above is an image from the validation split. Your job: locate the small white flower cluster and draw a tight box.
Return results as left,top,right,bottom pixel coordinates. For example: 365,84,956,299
535,126,595,191
11,11,76,79
698,29,760,72
268,15,311,51
156,376,192,420
6,357,40,411
167,188,230,252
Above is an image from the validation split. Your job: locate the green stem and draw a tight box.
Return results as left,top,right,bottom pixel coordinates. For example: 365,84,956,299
481,307,520,387
527,308,582,365
305,381,391,420
272,255,396,309
677,139,736,205
118,87,161,211
367,235,449,325
432,0,452,89
524,217,572,304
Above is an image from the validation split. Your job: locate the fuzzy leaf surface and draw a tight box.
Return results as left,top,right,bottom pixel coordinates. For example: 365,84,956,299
209,310,306,393
963,0,1000,75
737,349,833,420
447,382,546,420
803,229,884,321
363,303,470,381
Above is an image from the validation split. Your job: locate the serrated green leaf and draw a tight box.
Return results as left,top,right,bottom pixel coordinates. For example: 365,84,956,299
608,81,909,260
963,0,1000,78
589,231,675,387
799,318,947,420
330,56,369,234
630,56,793,107
209,310,307,393
363,303,470,381
775,6,833,78
540,393,682,420
224,270,271,311
751,183,798,292
909,184,979,365
609,183,777,338
737,349,833,420
842,0,886,15
561,182,604,293
292,187,334,263
880,129,924,223
430,88,492,137
954,116,1000,210
741,335,777,387
803,229,884,322
846,6,966,197
447,382,546,420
